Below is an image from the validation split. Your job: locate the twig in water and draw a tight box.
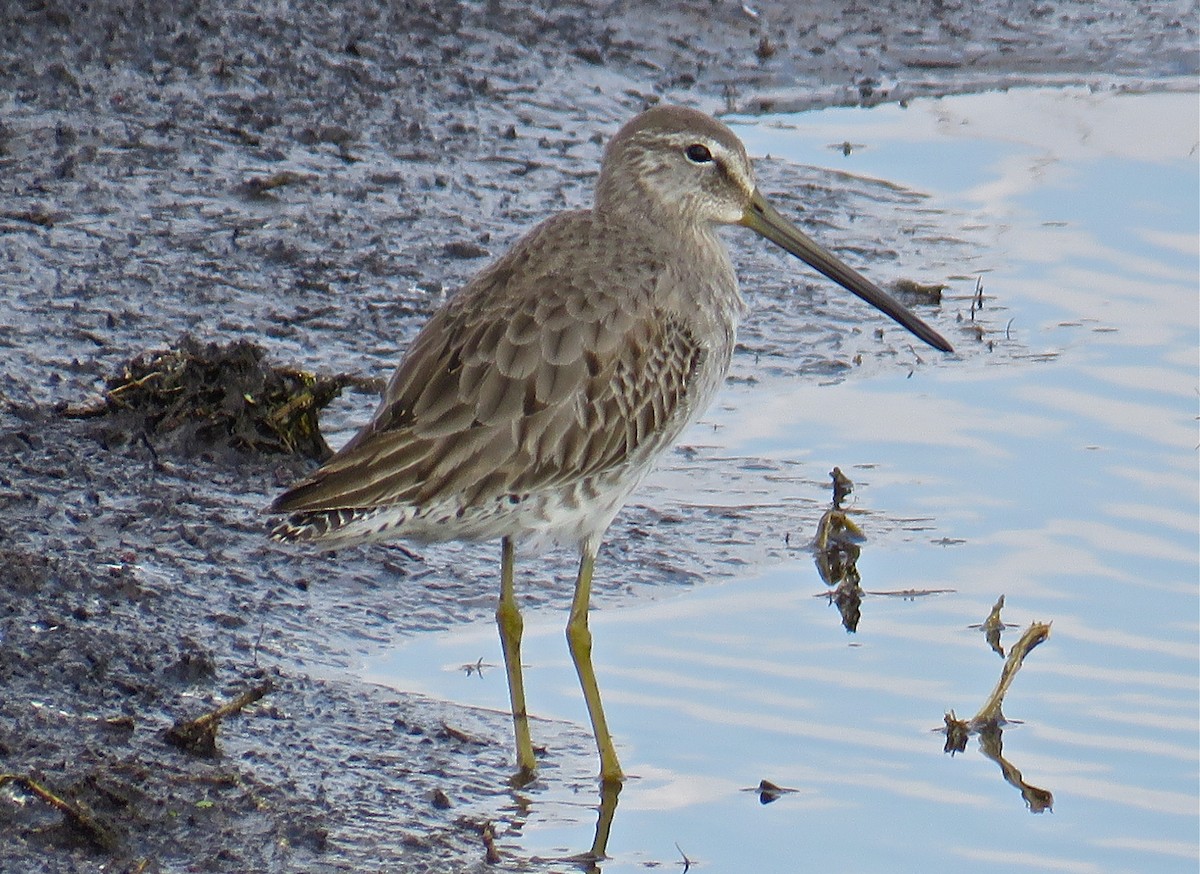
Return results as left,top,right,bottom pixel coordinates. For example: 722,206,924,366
967,594,1013,656
971,622,1051,727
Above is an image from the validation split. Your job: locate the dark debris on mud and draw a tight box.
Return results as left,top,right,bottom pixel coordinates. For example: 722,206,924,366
63,335,379,462
1,0,1195,871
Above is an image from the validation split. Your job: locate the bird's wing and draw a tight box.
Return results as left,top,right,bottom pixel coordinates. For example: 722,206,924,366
271,219,707,515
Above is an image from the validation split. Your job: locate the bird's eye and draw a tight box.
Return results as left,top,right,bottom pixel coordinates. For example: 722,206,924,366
684,143,713,164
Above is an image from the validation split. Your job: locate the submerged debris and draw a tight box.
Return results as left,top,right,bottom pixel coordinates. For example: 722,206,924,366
63,336,379,460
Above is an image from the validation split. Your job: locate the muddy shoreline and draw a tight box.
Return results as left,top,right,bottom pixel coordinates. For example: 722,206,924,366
2,1,1196,871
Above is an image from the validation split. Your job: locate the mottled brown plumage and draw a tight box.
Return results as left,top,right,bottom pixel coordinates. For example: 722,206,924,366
270,104,951,786
271,208,731,549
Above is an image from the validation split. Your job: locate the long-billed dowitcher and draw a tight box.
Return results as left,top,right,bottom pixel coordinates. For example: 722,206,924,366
271,105,952,787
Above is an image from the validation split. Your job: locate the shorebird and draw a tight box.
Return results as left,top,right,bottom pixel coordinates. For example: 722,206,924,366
270,104,952,787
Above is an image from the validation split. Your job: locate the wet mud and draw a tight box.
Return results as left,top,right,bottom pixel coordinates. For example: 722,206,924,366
1,0,1196,870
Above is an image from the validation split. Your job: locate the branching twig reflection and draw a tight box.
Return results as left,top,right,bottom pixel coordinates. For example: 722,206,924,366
941,621,1054,812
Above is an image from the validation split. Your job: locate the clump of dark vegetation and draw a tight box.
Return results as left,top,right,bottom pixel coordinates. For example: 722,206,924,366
63,336,378,460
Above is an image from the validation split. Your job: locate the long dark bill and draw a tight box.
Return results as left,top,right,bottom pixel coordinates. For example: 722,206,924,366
741,189,954,353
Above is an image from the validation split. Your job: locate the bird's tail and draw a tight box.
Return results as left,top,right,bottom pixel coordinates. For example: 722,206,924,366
270,506,411,546
271,510,351,542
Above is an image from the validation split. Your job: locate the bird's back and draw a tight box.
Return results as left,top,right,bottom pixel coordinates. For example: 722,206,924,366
271,203,741,551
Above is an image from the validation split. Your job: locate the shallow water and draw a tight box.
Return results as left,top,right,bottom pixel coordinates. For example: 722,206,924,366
368,83,1198,872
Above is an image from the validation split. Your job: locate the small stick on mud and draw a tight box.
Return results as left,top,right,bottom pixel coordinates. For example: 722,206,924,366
439,722,487,745
0,773,119,851
166,680,274,755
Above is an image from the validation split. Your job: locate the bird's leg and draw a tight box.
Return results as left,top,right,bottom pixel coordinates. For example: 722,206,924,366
496,536,536,785
566,545,625,785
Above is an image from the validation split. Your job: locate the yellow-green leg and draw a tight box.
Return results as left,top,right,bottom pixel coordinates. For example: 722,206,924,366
566,545,625,785
496,536,536,785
